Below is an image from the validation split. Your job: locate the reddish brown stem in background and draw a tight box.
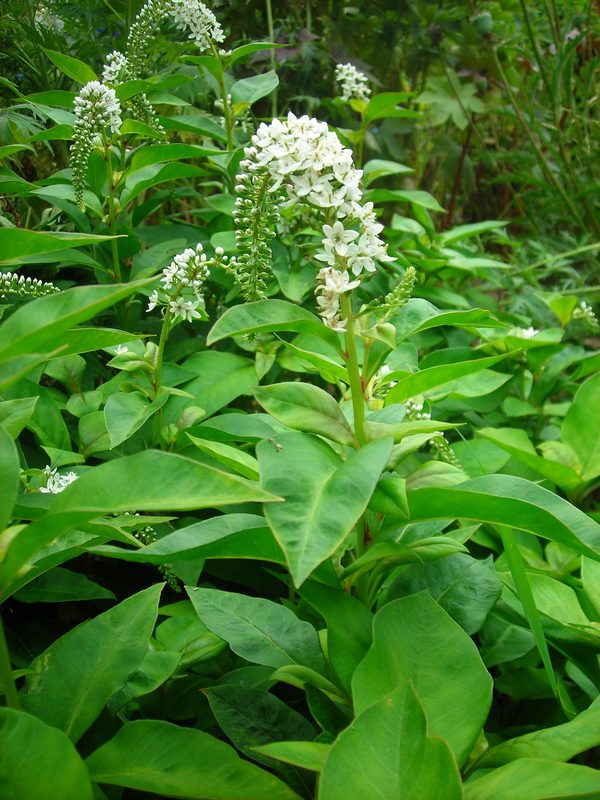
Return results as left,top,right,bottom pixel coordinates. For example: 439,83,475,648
444,123,474,229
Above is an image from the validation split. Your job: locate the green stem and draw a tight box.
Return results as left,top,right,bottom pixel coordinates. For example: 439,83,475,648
513,242,600,274
0,613,20,710
212,45,234,152
341,293,365,446
265,0,278,118
154,307,172,398
105,144,122,283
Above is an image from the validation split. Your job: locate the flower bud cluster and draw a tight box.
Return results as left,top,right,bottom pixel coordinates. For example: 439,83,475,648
232,170,284,301
101,51,166,138
147,243,229,323
382,265,417,319
39,465,78,494
335,62,371,103
71,81,122,210
234,111,394,324
572,300,599,333
405,399,431,421
0,271,59,299
129,519,181,592
430,434,462,468
34,4,65,33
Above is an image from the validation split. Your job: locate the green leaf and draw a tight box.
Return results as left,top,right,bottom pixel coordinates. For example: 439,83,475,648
257,433,392,586
352,592,492,766
464,759,600,800
562,372,600,481
253,741,329,772
385,353,511,404
407,475,600,561
368,188,445,212
207,300,341,351
477,427,582,493
187,587,326,674
0,229,116,264
204,684,316,761
300,581,373,694
130,143,221,171
14,567,115,603
0,397,37,438
362,158,414,187
0,425,19,532
364,92,417,123
386,553,502,634
43,48,97,84
22,584,162,742
319,684,462,800
86,720,300,799
231,70,279,105
0,454,279,599
104,390,168,448
0,280,150,363
476,695,600,768
439,220,507,245
0,708,93,800
254,383,356,445
228,43,283,66
187,435,260,479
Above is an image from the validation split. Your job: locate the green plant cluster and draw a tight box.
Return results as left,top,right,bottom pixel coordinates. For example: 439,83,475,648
0,1,599,798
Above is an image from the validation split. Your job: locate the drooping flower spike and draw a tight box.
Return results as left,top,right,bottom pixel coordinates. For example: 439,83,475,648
335,62,371,103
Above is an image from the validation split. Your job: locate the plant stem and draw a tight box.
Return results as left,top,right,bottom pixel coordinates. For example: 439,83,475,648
105,143,122,283
445,123,473,229
265,0,278,118
341,294,365,447
153,307,172,398
212,45,234,152
0,613,20,710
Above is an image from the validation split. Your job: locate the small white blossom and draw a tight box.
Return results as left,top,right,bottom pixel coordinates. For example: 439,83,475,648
40,466,78,494
170,0,225,51
169,297,202,322
102,51,130,84
115,344,129,355
335,62,371,102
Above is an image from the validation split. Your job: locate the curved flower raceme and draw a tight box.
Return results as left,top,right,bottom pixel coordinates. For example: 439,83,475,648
335,62,371,103
70,81,122,210
233,111,394,329
147,243,230,323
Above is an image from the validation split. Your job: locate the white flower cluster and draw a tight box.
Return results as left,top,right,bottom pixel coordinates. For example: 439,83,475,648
239,111,393,329
405,399,431,421
510,326,539,339
147,243,228,323
572,301,599,331
74,81,122,131
40,466,78,494
34,4,65,33
315,267,360,331
102,50,130,84
335,62,371,103
170,0,224,50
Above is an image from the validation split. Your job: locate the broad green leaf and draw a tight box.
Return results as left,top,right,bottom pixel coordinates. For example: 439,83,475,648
364,92,416,123
43,48,97,84
476,695,600,768
368,188,445,212
207,300,341,351
562,372,600,481
343,538,468,583
385,353,511,404
0,229,116,264
0,708,93,800
231,70,279,105
386,553,502,634
464,759,600,800
0,454,279,599
0,397,37,438
300,581,372,694
86,720,300,799
477,428,582,493
253,741,329,772
362,158,414,187
91,514,284,565
187,587,326,674
14,566,115,603
254,383,355,445
228,42,283,66
22,584,162,741
130,143,221,171
0,280,150,362
439,220,507,245
104,390,168,448
205,685,316,760
0,425,19,532
407,475,600,561
319,684,462,800
258,433,392,586
393,300,504,342
187,435,260,479
352,592,492,766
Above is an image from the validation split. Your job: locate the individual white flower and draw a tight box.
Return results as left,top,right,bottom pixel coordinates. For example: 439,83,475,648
511,326,539,339
335,62,371,102
147,290,159,312
115,344,129,355
40,466,78,494
169,297,202,322
322,222,360,257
